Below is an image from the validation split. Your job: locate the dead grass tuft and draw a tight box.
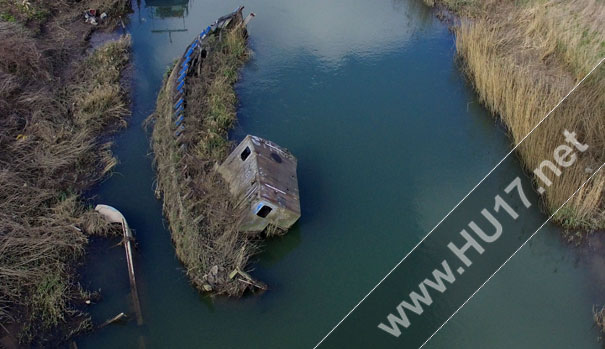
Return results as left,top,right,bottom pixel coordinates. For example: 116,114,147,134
594,305,605,337
447,0,604,232
0,10,130,346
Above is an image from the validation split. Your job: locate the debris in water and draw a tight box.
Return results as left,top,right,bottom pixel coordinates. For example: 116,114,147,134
94,205,143,325
98,312,127,329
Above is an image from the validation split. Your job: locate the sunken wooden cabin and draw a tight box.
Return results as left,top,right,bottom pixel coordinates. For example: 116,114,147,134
218,135,301,233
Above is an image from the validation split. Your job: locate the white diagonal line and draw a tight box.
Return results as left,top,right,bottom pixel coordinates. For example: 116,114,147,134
313,57,604,348
419,161,604,348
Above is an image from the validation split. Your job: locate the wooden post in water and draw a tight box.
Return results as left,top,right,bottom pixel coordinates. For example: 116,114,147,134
94,205,143,326
121,217,143,325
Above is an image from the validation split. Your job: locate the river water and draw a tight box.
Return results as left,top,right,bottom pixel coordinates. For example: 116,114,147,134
77,0,603,347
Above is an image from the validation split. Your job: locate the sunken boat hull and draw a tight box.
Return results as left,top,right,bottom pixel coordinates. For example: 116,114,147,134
150,7,297,296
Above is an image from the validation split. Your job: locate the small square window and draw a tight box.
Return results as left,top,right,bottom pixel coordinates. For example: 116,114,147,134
256,205,272,218
241,146,251,161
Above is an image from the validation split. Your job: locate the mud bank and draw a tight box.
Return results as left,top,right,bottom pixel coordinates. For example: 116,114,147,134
0,0,132,346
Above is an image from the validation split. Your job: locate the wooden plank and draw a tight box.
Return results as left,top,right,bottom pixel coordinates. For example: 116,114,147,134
94,205,143,325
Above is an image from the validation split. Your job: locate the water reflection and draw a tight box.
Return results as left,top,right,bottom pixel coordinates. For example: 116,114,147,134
258,228,302,267
77,0,601,347
144,0,190,42
244,0,434,66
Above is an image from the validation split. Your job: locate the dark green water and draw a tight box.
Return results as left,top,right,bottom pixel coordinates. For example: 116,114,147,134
78,0,603,348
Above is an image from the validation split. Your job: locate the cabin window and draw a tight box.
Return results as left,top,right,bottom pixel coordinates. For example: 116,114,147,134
241,146,251,161
256,205,272,218
270,152,282,163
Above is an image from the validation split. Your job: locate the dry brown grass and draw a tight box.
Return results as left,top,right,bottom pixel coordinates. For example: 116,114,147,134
436,0,604,232
0,4,130,344
522,0,605,79
594,305,605,336
427,0,605,330
149,16,266,296
0,0,131,28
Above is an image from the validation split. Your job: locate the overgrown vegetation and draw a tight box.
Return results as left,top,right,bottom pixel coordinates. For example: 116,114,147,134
149,14,265,296
0,0,131,345
0,0,131,29
594,305,605,338
423,0,604,336
424,0,604,233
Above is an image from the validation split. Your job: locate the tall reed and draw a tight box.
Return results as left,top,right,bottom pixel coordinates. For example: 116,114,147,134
451,0,604,232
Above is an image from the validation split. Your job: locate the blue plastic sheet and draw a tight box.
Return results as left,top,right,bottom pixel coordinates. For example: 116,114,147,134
179,65,188,76
173,98,183,110
181,56,191,67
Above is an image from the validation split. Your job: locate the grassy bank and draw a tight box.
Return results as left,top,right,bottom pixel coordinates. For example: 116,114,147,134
425,0,604,235
0,0,131,345
149,15,266,296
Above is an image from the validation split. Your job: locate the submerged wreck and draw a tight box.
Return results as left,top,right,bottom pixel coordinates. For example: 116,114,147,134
150,7,300,296
218,135,301,233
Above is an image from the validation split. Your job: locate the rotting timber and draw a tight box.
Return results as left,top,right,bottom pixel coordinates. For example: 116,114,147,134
218,135,301,233
149,7,291,296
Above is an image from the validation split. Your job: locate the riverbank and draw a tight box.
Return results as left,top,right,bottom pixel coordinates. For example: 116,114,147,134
149,10,265,296
0,0,131,346
424,0,604,235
